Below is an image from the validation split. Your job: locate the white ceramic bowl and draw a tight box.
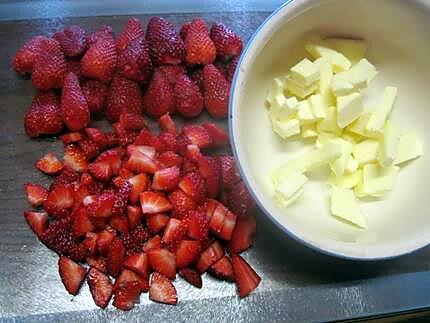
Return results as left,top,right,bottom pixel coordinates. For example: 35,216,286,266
230,0,430,260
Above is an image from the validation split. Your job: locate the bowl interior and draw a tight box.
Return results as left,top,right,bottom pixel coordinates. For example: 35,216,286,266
231,0,430,259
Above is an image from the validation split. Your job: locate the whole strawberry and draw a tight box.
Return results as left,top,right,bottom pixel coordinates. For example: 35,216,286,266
174,74,203,118
65,59,82,79
143,69,175,118
116,17,145,53
61,72,90,131
12,36,49,74
81,26,117,83
81,79,109,114
227,55,239,82
203,64,230,118
117,37,153,83
184,18,216,65
146,17,185,65
31,38,66,90
105,75,143,122
53,25,87,57
24,91,64,138
210,23,243,59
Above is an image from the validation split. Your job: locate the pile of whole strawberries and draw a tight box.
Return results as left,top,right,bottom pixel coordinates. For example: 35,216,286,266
14,16,261,311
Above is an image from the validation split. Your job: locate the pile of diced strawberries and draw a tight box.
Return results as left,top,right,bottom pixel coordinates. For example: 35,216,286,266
14,16,261,311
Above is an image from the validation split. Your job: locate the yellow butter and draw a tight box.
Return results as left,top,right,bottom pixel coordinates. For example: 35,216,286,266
337,92,364,128
329,138,353,177
355,163,399,198
346,155,359,173
274,171,308,206
305,35,351,72
331,59,377,96
271,95,299,121
316,106,343,135
309,94,326,120
272,118,301,139
324,37,367,64
378,121,401,167
352,139,379,165
318,58,335,108
347,112,380,139
331,186,366,228
265,77,285,106
290,58,320,86
366,86,398,135
301,124,318,138
297,100,316,125
328,169,362,189
394,132,423,165
285,76,319,99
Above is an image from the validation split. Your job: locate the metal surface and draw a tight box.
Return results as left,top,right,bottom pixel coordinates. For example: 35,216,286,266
0,8,430,323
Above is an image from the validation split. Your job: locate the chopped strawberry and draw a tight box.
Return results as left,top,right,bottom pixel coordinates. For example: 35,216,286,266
24,183,48,207
117,37,153,83
78,139,100,159
88,161,112,182
87,191,115,218
25,91,64,138
95,148,122,175
146,17,185,65
113,280,141,311
53,25,87,57
125,152,158,174
143,69,175,118
158,113,177,135
147,213,169,234
179,268,202,288
184,144,202,163
120,225,149,256
197,156,221,198
231,254,261,298
119,113,146,130
210,23,243,59
81,26,117,83
116,17,145,52
128,173,150,204
227,55,239,82
218,209,237,241
58,256,87,296
23,210,48,238
209,255,235,281
112,181,131,217
149,272,178,305
219,155,240,189
106,75,143,122
203,64,230,118
152,166,180,191
183,125,212,149
143,235,161,252
157,131,178,153
227,181,256,217
127,205,143,229
196,240,224,273
178,171,207,204
207,199,227,235
115,268,149,292
122,252,149,278
148,248,176,279
174,74,204,118
202,123,229,147
105,131,120,147
175,240,201,268
63,144,88,172
81,80,109,114
227,213,256,254
87,256,108,273
84,128,107,149
60,132,83,145
96,227,117,255
184,18,216,65
31,38,66,90
168,189,196,219
43,183,74,217
87,268,114,309
110,216,130,234
12,36,49,74
186,209,209,241
49,166,80,191
157,151,183,169
176,133,192,156
140,191,172,214
161,218,188,246
72,207,95,237
83,233,99,256
107,237,126,276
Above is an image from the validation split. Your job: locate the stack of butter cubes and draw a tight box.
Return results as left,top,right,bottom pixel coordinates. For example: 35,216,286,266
266,35,423,228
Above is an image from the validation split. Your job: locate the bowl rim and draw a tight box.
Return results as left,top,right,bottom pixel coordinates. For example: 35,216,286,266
228,0,430,261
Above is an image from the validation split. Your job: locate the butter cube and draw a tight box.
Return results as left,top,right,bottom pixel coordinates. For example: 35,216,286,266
272,118,301,139
319,58,335,108
394,132,423,165
328,169,362,189
285,76,319,99
271,95,299,121
309,94,326,120
301,124,318,138
265,77,285,106
378,121,401,167
324,37,367,64
329,138,353,177
331,59,377,96
271,157,306,186
355,164,399,198
316,132,336,148
303,142,343,171
337,92,364,128
274,171,308,206
331,186,366,228
347,112,380,139
297,100,316,124
346,155,359,173
290,58,320,86
317,106,343,135
332,77,355,97
342,132,362,144
352,139,379,165
366,86,398,134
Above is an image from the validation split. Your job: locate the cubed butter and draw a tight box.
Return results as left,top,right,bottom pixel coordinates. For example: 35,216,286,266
352,139,379,165
319,58,335,108
290,58,320,86
394,132,423,165
331,59,377,96
346,155,359,173
328,169,362,189
285,76,319,99
274,171,308,206
378,121,401,167
265,77,285,106
347,112,380,139
303,142,343,171
324,37,367,64
316,106,343,135
355,163,399,198
329,138,353,177
309,94,326,120
301,124,318,138
330,186,366,228
337,92,363,128
366,86,398,134
272,118,301,139
297,100,316,124
271,95,299,121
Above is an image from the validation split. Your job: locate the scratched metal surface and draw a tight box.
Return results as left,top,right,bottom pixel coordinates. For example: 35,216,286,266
1,9,430,323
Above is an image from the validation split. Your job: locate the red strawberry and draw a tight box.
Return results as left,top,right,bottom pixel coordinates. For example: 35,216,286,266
43,183,74,217
110,216,130,234
157,131,178,153
140,191,172,214
227,55,239,82
85,128,108,148
127,205,144,229
72,208,95,237
184,144,202,163
203,64,230,118
210,23,243,59
87,191,115,218
184,18,216,65
107,237,126,276
12,36,49,74
174,74,204,118
158,65,186,85
31,38,66,90
158,113,177,135
65,59,82,78
119,112,146,130
25,91,64,138
209,255,235,281
152,166,180,191
228,181,255,217
96,227,117,255
116,17,145,52
219,155,240,189
81,79,109,114
114,268,149,292
179,22,191,40
186,209,209,241
50,166,80,191
143,69,175,118
87,256,107,273
105,131,120,147
196,240,224,273
112,181,131,217
134,128,160,147
199,156,221,198
231,254,261,298
23,210,48,238
190,68,204,92
149,272,178,305
202,123,229,147
176,134,192,156
158,151,183,169
73,184,91,206
218,209,237,241
63,144,88,172
88,25,114,45
178,171,207,204
143,235,162,252
58,256,87,295
128,173,150,204
24,183,48,207
35,152,63,175
117,37,153,83
183,125,212,149
168,189,196,219
175,240,201,268
125,147,159,174
53,25,87,57
179,268,202,288
106,75,143,122
206,199,227,235
147,213,169,234
122,252,150,278
161,218,188,246
60,132,83,145
113,280,141,311
146,17,185,65
227,213,256,254
88,161,111,182
147,248,176,279
87,268,114,308
78,139,99,159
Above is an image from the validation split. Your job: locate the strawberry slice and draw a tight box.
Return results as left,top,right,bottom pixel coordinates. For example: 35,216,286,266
88,161,112,182
110,216,130,234
63,144,88,173
95,148,122,176
179,268,202,288
72,208,95,237
43,183,75,217
82,232,98,256
147,248,176,279
127,205,143,229
140,191,172,214
218,209,237,241
147,213,169,234
58,256,87,295
152,166,180,191
227,213,256,254
149,272,178,305
175,240,202,268
186,209,209,241
157,132,179,153
125,148,159,174
143,235,161,252
87,268,114,309
122,252,149,278
114,268,149,292
183,125,212,149
35,153,64,175
78,139,100,159
87,191,115,218
196,156,221,198
158,113,177,135
209,255,235,281
85,128,108,148
231,254,261,298
196,240,224,273
24,183,48,207
202,123,229,147
96,227,117,255
207,201,227,235
219,155,241,189
60,132,83,145
107,238,126,277
87,256,108,273
128,173,150,204
157,151,183,169
161,218,188,246
227,181,256,218
113,280,141,311
178,171,207,204
120,225,149,256
112,181,132,217
23,210,48,238
119,113,146,130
